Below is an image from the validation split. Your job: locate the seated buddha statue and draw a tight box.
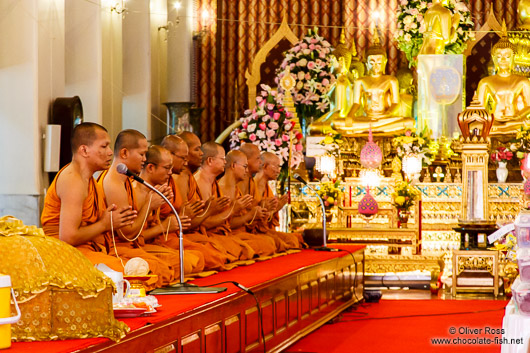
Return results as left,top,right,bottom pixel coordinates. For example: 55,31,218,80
330,30,414,136
476,22,530,135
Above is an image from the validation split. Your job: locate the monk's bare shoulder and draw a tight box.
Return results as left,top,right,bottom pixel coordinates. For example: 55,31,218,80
56,166,88,201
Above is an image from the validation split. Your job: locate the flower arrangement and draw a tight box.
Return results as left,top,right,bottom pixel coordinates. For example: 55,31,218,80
510,124,530,160
229,84,304,178
276,28,336,132
392,127,434,166
392,180,420,211
319,131,343,158
491,146,513,164
316,180,344,209
395,0,475,65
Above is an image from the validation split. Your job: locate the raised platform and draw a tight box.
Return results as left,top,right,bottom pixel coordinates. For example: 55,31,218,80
10,245,364,353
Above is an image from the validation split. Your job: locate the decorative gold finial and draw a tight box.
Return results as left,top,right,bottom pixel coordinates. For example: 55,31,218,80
366,26,386,58
351,37,358,57
280,67,295,92
493,20,516,53
373,26,381,46
339,29,345,44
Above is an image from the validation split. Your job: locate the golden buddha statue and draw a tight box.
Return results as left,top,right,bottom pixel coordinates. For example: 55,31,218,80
419,0,460,55
518,0,530,30
328,30,414,136
477,22,530,135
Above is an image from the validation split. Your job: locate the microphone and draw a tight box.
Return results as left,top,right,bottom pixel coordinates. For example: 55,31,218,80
116,163,145,184
292,173,307,185
292,173,338,252
116,163,226,294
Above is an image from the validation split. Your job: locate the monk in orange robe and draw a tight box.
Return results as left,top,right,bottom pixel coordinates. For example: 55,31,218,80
135,145,205,275
219,150,276,257
98,129,177,287
252,151,304,249
239,145,302,250
195,142,256,262
41,123,137,271
159,134,230,271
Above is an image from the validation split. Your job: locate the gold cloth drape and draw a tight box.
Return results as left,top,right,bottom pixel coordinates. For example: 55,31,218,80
195,0,517,141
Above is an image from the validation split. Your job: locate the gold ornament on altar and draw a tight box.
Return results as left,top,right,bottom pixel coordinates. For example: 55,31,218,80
326,28,414,136
477,21,530,135
0,216,128,342
456,92,494,142
508,0,530,76
419,0,461,55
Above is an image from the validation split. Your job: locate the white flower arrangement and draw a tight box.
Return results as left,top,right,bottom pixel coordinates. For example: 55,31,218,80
275,28,336,131
395,0,475,65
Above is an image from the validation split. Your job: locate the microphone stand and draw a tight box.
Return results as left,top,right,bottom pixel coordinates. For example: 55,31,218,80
303,182,339,252
143,181,226,294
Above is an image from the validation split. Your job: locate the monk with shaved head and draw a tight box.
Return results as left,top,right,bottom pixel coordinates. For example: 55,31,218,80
98,129,176,288
219,150,276,257
42,123,137,271
134,145,205,275
194,142,256,263
159,134,229,271
253,152,304,249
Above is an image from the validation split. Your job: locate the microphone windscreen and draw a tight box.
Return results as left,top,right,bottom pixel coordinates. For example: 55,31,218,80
116,163,128,175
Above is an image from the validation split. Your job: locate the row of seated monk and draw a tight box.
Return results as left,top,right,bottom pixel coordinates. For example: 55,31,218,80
41,123,304,290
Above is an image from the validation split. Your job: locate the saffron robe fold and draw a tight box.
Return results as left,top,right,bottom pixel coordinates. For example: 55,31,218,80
229,188,276,257
249,178,304,249
42,166,124,272
96,170,176,288
157,173,230,271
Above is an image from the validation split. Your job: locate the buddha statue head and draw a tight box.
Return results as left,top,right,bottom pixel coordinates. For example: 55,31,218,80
365,29,387,76
333,30,352,71
492,21,516,75
350,37,365,79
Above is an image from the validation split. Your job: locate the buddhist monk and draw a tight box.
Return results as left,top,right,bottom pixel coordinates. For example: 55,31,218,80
238,144,289,252
159,134,229,271
41,122,137,271
98,129,176,287
135,145,205,275
219,150,276,258
253,152,304,249
195,142,256,262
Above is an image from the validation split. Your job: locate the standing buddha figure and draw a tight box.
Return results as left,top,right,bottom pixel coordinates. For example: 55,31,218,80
477,21,530,135
419,0,460,55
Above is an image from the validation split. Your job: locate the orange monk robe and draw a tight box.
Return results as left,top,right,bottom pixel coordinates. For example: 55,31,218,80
143,208,205,275
203,180,257,261
229,188,276,258
157,174,229,271
250,178,304,249
96,170,175,288
42,166,125,272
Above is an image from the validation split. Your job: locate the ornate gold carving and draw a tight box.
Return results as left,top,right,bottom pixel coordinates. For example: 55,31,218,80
245,16,299,108
463,6,502,57
456,255,494,275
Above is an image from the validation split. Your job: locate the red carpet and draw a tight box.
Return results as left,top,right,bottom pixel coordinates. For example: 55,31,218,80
284,299,508,353
10,245,363,353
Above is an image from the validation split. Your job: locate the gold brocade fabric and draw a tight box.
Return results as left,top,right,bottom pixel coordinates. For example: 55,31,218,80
0,216,129,342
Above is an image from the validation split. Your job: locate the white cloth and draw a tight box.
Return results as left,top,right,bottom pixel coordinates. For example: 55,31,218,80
501,299,530,353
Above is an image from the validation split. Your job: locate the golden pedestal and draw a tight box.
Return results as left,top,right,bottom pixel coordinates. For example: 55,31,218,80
451,250,499,297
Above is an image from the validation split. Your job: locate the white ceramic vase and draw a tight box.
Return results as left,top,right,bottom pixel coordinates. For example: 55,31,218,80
496,161,508,183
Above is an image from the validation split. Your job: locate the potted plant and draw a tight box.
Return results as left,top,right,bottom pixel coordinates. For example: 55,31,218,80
391,180,420,228
491,146,513,183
